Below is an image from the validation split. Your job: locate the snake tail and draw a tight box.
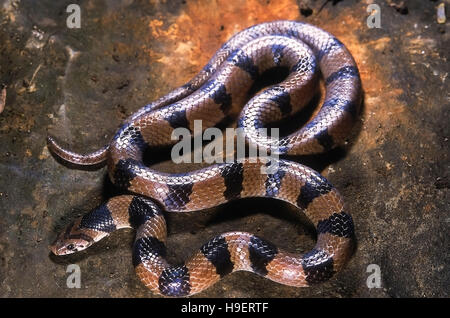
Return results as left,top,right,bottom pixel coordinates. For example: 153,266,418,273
47,135,109,167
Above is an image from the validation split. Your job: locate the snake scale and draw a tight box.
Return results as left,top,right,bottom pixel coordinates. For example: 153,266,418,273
48,21,361,297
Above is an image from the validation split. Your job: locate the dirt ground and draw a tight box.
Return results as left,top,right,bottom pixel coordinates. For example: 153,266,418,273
0,0,448,297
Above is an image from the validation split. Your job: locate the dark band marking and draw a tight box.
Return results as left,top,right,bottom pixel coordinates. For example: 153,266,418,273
315,128,334,152
297,173,333,210
163,182,194,210
236,116,251,129
248,236,278,276
277,145,289,154
325,66,359,86
267,86,292,115
275,139,290,154
165,107,190,130
302,249,334,284
203,63,213,74
286,28,299,38
220,162,244,200
158,265,191,297
68,233,95,243
291,60,304,73
317,212,354,238
212,83,232,113
323,98,358,119
128,196,158,229
114,124,148,154
201,81,232,113
228,49,259,80
200,236,234,277
265,163,287,197
237,116,245,128
63,220,92,246
113,159,139,189
317,38,343,61
340,100,358,119
271,44,285,66
132,236,167,267
80,204,116,233
253,118,264,129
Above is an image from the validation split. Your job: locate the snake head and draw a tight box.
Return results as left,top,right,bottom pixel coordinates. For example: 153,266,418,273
50,221,94,255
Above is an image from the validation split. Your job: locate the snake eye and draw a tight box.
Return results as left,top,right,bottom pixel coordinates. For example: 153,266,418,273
67,244,75,250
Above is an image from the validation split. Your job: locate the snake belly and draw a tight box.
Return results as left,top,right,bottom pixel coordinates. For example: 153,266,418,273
49,21,361,297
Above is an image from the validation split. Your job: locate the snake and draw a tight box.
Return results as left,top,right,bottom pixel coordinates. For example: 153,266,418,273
48,20,361,297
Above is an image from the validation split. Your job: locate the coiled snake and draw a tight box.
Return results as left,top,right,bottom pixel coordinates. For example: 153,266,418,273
48,21,361,297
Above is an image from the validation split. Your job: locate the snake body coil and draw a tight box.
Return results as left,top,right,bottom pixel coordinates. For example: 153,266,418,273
49,21,361,297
